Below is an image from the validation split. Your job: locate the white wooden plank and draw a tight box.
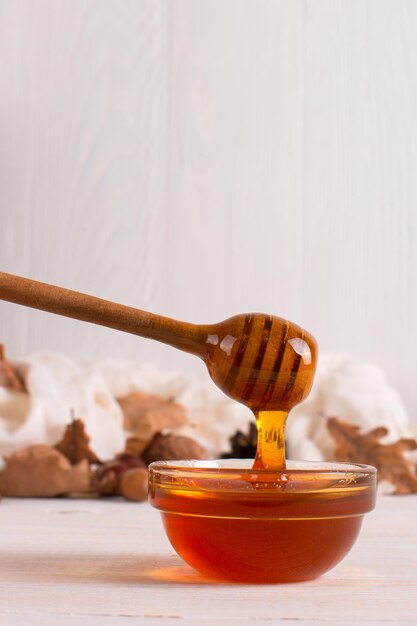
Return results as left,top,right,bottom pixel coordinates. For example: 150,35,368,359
0,496,415,624
0,0,173,367
161,0,307,380
301,0,417,417
166,0,305,324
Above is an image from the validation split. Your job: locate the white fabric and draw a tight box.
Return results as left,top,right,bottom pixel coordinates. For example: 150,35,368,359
0,352,125,460
0,351,414,463
286,354,414,461
0,352,253,460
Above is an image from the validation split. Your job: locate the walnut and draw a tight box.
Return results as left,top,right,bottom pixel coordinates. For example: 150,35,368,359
93,454,146,495
142,433,208,465
118,468,148,502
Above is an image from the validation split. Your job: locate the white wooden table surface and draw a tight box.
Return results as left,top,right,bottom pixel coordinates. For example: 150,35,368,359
0,496,416,626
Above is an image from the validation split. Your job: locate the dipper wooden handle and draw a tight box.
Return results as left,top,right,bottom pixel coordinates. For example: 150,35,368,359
0,272,205,357
0,272,317,410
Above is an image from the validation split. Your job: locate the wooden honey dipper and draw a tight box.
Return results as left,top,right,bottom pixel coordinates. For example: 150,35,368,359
0,272,317,411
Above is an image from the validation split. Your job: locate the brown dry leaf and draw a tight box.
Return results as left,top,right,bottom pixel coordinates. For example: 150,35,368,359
0,445,91,496
327,416,417,494
55,417,100,465
117,391,187,453
0,344,26,392
142,432,208,465
222,422,258,459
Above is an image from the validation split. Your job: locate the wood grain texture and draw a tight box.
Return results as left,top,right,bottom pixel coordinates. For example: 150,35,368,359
0,0,172,364
0,496,415,624
1,1,417,419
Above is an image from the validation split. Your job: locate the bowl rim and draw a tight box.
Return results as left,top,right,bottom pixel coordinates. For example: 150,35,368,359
148,458,377,477
148,459,377,518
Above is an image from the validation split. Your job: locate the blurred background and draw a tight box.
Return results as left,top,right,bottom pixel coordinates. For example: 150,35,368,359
1,0,416,419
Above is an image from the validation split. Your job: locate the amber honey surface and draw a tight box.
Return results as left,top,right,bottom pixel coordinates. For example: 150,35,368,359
149,461,376,583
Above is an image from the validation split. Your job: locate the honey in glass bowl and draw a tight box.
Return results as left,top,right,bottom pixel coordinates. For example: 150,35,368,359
148,459,376,583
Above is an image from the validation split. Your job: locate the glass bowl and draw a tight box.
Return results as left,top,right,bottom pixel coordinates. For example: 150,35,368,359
148,459,377,583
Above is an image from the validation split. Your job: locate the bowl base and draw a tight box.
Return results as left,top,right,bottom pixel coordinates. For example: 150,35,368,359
162,512,364,584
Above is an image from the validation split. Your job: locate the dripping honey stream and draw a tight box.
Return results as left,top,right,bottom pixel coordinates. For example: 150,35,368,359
252,410,288,470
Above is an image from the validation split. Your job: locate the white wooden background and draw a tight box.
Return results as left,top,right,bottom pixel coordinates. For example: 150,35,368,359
1,1,417,419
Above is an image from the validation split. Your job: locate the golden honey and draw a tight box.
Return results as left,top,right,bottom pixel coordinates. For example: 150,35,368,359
149,459,376,583
252,410,288,470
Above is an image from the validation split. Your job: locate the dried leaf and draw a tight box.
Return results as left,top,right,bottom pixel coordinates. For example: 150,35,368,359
55,417,100,465
0,445,91,497
142,433,208,465
0,344,26,392
117,392,187,453
327,416,417,494
222,422,258,459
